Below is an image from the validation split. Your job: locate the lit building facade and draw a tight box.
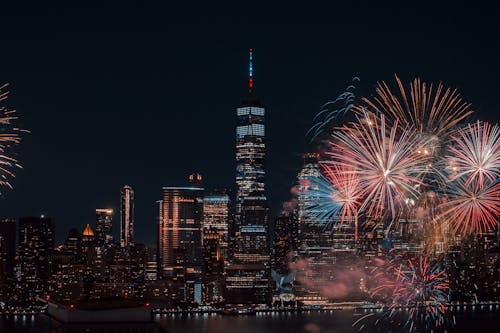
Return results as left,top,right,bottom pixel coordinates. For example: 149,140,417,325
0,219,16,281
202,193,230,303
120,185,134,247
203,194,230,264
157,186,204,304
144,246,158,281
227,49,271,305
202,229,225,304
0,218,16,299
272,211,299,275
235,102,266,216
235,49,266,217
17,216,55,302
295,153,357,304
50,228,83,302
95,208,113,247
226,196,271,304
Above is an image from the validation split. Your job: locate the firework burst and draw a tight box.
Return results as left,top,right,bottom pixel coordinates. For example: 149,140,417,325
328,112,431,219
439,177,500,235
307,77,359,143
447,121,500,188
0,83,24,190
362,255,451,332
396,256,451,332
321,163,364,239
358,75,472,140
302,172,343,225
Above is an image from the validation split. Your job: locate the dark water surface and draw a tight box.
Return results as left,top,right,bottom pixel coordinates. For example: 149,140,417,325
0,310,498,332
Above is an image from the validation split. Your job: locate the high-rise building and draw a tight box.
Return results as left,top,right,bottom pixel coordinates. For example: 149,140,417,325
226,197,271,304
95,208,113,247
0,219,16,281
295,153,357,304
120,185,134,247
203,194,230,264
202,193,230,303
64,227,82,257
50,227,85,302
157,185,204,304
18,216,55,301
227,50,271,305
81,224,97,300
202,229,225,304
0,218,16,300
235,49,266,217
272,211,299,275
144,246,158,281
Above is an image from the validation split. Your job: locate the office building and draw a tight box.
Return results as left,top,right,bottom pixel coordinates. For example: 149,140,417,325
18,216,55,301
227,49,271,305
0,218,16,281
235,49,267,217
95,208,113,247
120,186,134,247
157,184,204,304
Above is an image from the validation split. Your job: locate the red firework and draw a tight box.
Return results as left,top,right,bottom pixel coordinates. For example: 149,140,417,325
447,121,500,189
321,163,364,239
327,111,432,218
439,177,500,235
0,83,24,189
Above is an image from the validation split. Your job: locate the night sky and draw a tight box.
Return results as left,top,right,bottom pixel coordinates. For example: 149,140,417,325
0,1,498,244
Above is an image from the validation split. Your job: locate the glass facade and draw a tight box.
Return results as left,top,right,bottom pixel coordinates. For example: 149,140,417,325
18,216,55,302
227,94,271,304
235,101,266,216
157,187,204,303
95,208,113,247
203,195,230,263
120,185,134,247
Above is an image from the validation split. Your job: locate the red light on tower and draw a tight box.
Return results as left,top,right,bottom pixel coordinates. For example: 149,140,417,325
145,302,150,307
248,48,253,95
45,295,50,301
70,304,75,309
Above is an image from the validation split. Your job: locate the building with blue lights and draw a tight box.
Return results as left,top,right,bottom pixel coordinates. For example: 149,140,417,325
227,49,271,305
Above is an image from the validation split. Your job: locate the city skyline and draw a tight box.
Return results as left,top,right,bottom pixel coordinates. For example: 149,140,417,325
1,2,499,332
1,2,499,244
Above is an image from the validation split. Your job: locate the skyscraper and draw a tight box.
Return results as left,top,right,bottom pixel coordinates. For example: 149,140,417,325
235,49,266,216
227,49,271,305
203,193,230,264
0,219,16,281
64,228,82,257
203,193,230,303
157,185,204,304
18,216,55,301
295,153,357,304
0,218,16,300
120,185,134,247
81,224,97,300
272,211,299,275
95,208,113,247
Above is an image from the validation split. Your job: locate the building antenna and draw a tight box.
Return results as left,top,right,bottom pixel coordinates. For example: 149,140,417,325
248,48,253,96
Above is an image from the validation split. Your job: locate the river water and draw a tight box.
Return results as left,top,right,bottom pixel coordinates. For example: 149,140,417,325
0,309,498,332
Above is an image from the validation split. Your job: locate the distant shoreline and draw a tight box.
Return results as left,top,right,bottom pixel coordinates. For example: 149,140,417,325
2,300,499,316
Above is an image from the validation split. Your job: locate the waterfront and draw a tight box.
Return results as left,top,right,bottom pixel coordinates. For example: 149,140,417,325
1,309,498,332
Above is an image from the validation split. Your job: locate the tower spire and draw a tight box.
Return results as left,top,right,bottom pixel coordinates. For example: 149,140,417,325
248,48,253,95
